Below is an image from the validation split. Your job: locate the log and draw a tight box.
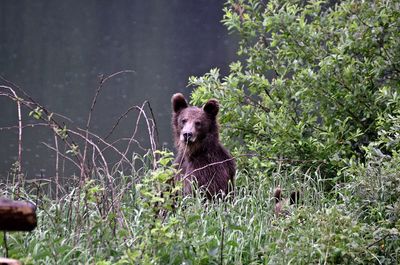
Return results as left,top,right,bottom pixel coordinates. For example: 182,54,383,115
0,257,21,265
0,198,37,231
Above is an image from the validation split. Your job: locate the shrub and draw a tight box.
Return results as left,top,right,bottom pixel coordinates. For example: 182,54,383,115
189,0,400,185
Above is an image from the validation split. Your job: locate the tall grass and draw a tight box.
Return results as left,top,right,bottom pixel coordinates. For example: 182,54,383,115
1,151,399,264
1,75,399,264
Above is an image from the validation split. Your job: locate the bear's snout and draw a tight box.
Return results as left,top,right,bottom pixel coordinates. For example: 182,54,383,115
180,121,197,143
182,132,193,142
180,128,196,143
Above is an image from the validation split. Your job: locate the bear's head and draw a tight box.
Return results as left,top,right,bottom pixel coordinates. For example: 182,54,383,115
171,93,219,145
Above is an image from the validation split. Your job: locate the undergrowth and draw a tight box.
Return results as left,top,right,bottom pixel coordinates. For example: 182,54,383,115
1,147,399,264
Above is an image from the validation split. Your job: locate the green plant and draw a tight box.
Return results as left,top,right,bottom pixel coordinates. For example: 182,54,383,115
190,0,400,186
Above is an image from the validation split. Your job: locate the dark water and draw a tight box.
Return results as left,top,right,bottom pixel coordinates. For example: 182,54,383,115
0,1,237,179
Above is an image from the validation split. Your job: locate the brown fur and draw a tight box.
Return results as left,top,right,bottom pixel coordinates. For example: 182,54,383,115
171,93,236,199
273,187,300,217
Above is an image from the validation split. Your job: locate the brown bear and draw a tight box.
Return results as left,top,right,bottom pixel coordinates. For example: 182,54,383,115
273,187,300,217
171,93,236,199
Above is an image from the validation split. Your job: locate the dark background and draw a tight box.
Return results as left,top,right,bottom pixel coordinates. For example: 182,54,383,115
0,1,238,178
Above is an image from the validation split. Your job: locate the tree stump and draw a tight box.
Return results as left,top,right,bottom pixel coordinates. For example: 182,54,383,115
0,257,21,265
0,198,37,263
0,198,37,231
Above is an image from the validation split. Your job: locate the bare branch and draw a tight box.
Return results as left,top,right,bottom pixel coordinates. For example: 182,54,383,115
82,70,136,181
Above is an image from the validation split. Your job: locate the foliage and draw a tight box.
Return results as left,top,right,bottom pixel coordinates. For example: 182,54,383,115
2,158,399,264
1,0,400,264
190,0,400,184
339,110,400,262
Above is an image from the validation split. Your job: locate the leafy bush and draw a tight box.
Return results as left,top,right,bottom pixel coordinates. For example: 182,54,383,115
339,109,400,263
190,0,400,184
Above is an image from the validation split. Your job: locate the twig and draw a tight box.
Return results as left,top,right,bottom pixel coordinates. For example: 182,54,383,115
183,157,236,180
220,224,225,265
104,137,147,153
54,134,60,201
100,70,136,84
24,178,66,195
146,101,160,150
116,101,157,171
103,105,140,141
1,85,86,177
77,128,131,166
0,86,23,195
82,70,135,181
184,153,326,180
0,122,49,131
244,94,270,113
67,129,117,235
67,130,111,177
366,233,395,249
89,102,149,174
3,231,8,257
41,142,81,169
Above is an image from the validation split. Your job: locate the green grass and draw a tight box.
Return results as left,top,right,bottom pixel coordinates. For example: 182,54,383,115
1,151,399,264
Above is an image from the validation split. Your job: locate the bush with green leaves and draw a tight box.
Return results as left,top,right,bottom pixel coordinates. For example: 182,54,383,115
190,0,400,183
340,108,400,259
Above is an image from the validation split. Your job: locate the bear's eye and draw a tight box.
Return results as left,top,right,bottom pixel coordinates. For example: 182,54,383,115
195,121,201,128
181,119,187,124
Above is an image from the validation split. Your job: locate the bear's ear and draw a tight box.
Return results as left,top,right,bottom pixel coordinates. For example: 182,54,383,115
203,99,219,117
172,93,188,113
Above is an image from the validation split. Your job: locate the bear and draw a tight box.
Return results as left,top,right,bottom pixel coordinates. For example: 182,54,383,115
171,93,236,199
273,187,300,217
